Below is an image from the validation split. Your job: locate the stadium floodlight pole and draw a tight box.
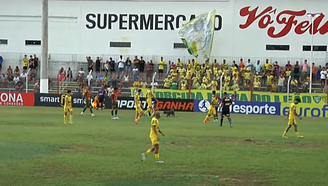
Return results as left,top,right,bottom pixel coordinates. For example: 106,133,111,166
307,12,321,93
220,72,224,97
40,0,49,93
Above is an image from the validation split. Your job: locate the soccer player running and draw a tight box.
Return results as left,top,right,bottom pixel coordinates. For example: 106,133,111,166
203,90,219,123
282,98,303,138
80,86,95,116
142,111,165,163
97,85,106,110
144,86,158,117
220,92,233,127
63,90,73,124
135,89,144,124
110,87,119,119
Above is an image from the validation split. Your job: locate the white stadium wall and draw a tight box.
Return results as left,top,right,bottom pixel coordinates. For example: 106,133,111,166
0,0,328,59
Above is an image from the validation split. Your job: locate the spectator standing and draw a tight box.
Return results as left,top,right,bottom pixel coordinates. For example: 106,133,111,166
255,60,261,74
86,56,94,73
285,61,292,71
117,55,125,78
301,60,309,76
312,63,317,82
132,66,138,82
95,57,102,74
33,54,39,73
264,59,271,73
320,67,327,88
125,57,132,74
22,55,28,70
29,55,36,72
273,61,280,78
145,60,154,83
246,59,252,72
109,57,116,77
278,74,285,93
0,54,3,73
133,56,140,68
104,60,109,77
67,67,73,81
158,57,165,79
139,56,146,79
317,65,322,82
293,61,300,79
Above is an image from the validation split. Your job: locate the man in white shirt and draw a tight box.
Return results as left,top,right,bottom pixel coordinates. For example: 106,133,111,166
277,75,285,93
118,55,125,78
320,67,327,87
87,73,93,86
255,60,261,74
20,70,27,80
13,74,20,83
246,59,252,72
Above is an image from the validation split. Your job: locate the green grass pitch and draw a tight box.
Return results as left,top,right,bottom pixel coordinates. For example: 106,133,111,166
0,106,327,186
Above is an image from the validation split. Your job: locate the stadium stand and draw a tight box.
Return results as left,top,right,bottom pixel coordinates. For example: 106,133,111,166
0,53,327,95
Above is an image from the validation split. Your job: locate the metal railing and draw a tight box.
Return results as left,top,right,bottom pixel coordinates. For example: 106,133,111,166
1,52,328,78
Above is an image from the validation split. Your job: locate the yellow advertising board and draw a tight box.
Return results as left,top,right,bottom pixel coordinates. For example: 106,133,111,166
130,88,328,105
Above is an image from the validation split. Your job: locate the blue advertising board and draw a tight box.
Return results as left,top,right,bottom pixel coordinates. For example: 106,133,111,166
193,100,281,115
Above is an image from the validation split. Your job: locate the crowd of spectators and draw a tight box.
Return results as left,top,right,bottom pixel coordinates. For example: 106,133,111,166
2,53,328,93
0,54,41,92
131,58,328,93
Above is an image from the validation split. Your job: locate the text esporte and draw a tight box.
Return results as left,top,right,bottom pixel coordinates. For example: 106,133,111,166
231,104,277,115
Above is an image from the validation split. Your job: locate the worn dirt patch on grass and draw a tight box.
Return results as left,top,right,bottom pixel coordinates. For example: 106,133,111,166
200,136,327,149
58,145,92,152
166,141,193,147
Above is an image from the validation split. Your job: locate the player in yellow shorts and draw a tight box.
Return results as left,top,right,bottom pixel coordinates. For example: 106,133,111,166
141,112,165,163
144,86,158,117
63,90,73,124
135,89,144,124
203,90,219,123
282,98,303,138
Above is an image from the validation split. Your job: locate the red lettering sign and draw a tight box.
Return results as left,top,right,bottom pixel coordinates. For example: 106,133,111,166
0,92,34,106
239,6,328,38
156,100,193,111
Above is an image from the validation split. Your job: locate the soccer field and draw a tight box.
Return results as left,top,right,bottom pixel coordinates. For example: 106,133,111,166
0,107,327,186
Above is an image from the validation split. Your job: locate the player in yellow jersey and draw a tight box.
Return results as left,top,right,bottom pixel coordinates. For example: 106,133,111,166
282,98,303,138
63,90,73,124
135,89,144,124
203,90,219,124
144,86,158,117
141,112,165,163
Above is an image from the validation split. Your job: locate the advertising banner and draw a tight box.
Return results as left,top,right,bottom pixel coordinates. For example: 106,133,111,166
130,88,249,100
281,103,328,118
0,92,34,106
131,88,328,104
34,93,111,108
117,97,194,112
194,100,280,115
